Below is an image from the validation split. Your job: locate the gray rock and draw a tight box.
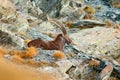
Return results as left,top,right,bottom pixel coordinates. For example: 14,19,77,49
59,0,84,22
31,0,62,18
27,27,53,40
0,30,24,49
55,60,73,73
37,66,70,80
84,0,120,24
70,27,120,59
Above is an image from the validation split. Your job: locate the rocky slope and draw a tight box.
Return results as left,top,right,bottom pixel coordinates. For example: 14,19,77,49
0,0,120,80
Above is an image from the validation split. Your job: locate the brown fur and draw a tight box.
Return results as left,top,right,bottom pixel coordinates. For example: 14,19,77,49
27,34,69,50
28,18,73,50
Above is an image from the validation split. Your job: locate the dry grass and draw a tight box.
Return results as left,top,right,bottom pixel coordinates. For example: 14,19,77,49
8,46,57,67
0,47,6,57
83,5,96,14
24,46,38,58
9,46,38,58
88,59,100,67
53,51,66,59
11,55,25,63
0,46,61,80
0,58,60,80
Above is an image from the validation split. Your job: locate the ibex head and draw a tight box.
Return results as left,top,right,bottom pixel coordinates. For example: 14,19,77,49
48,18,73,44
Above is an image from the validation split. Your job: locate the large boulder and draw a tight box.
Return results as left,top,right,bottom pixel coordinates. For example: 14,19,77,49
70,27,120,60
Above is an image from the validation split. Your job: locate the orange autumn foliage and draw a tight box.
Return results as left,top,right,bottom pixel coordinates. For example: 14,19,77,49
53,51,66,59
8,47,55,67
9,50,25,57
0,47,60,80
25,59,50,67
11,57,57,68
0,57,59,80
0,47,6,57
11,56,50,67
24,46,38,58
9,46,38,58
11,55,24,63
